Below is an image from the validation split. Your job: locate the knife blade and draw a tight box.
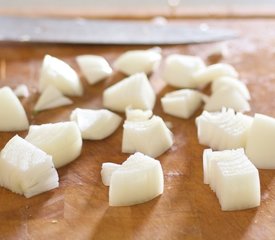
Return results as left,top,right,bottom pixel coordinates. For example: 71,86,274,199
0,16,237,45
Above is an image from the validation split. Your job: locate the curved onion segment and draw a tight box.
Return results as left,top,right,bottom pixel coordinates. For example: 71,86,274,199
196,108,253,150
122,115,173,158
108,152,164,206
39,54,83,96
0,135,59,198
70,108,122,140
13,84,30,98
203,148,260,211
203,148,244,188
125,107,153,121
162,54,206,88
76,55,112,85
25,122,82,168
194,63,238,87
161,89,202,119
211,76,250,100
34,85,73,111
103,73,156,112
113,49,161,75
246,113,275,169
0,86,29,131
204,87,250,113
204,42,229,62
101,162,121,186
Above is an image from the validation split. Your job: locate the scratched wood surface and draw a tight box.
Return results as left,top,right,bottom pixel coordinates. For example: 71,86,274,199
0,19,275,240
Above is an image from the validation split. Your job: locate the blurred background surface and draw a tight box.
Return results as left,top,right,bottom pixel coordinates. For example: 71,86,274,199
0,0,274,7
0,0,274,18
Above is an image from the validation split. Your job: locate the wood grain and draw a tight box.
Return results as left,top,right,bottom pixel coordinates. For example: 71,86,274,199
0,19,275,240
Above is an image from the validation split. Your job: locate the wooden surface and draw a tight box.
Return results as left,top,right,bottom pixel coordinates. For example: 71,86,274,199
0,19,275,240
0,6,274,19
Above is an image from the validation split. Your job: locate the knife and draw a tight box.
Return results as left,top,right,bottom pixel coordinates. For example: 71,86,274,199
0,16,237,45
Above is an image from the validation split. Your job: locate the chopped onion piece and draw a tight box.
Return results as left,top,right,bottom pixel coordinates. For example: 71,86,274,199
203,148,244,188
0,86,29,131
211,76,250,100
34,85,73,111
101,162,121,186
76,55,112,85
204,42,229,63
204,87,250,113
246,113,275,169
161,89,202,119
122,115,173,158
39,54,83,96
25,122,82,168
203,148,260,211
194,63,238,87
13,84,30,98
162,54,206,88
103,72,156,112
108,152,164,206
125,107,153,121
113,49,161,75
196,108,253,150
70,108,122,140
0,135,59,198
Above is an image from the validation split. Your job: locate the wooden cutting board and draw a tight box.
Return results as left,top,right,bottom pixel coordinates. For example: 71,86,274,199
0,19,275,240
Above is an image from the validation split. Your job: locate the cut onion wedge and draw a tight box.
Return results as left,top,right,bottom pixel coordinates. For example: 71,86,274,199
125,107,153,121
0,135,59,198
246,113,275,169
39,54,83,96
204,87,250,113
161,89,202,119
34,85,73,112
194,63,238,87
0,86,29,131
101,162,121,186
76,55,112,85
203,148,260,211
70,108,122,140
162,54,206,88
25,122,82,168
211,76,250,100
196,108,253,150
107,152,164,206
103,72,156,112
122,115,173,158
203,148,244,188
203,42,229,63
113,49,161,75
13,84,30,98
